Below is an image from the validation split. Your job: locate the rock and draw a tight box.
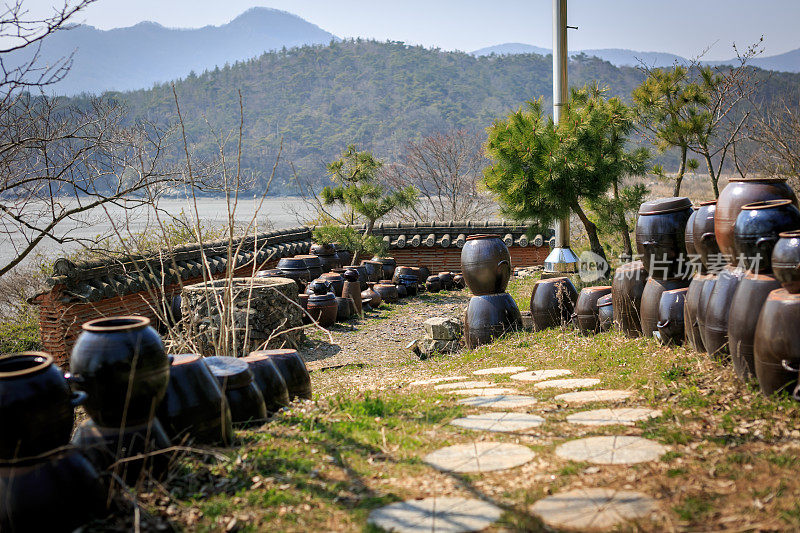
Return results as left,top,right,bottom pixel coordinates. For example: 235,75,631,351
424,317,462,340
416,338,460,359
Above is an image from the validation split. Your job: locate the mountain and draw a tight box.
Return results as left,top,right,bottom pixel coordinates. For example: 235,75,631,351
8,8,337,95
471,43,551,57
711,47,800,73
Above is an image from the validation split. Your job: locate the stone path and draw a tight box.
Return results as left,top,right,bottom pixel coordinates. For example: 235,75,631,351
510,369,572,382
457,394,538,409
368,496,503,533
449,412,545,432
424,442,536,473
554,389,634,404
531,488,656,530
566,408,662,426
473,366,527,375
449,387,516,396
434,380,494,390
555,436,667,465
409,376,470,386
533,378,601,390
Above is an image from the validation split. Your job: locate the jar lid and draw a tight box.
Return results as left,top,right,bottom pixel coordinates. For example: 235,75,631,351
308,292,336,303
294,255,322,267
204,356,252,389
278,258,310,269
638,197,693,215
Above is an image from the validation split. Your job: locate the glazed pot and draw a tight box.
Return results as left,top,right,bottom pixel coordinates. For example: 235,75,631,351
694,201,722,273
640,278,690,339
573,286,612,335
276,257,311,289
656,287,688,346
319,272,345,297
204,356,266,427
685,209,698,257
734,199,800,273
310,243,342,272
728,273,781,381
0,352,83,460
336,296,353,320
419,266,431,282
294,255,324,279
256,268,284,279
299,294,310,324
72,418,172,484
0,447,106,532
754,289,800,396
425,276,442,293
307,292,338,327
635,197,693,280
453,273,465,289
360,260,385,283
597,294,613,332
70,316,169,428
395,274,419,296
438,272,455,291
342,269,363,315
156,354,232,446
530,277,578,330
464,293,523,349
696,273,718,351
344,265,369,291
396,283,408,299
409,268,426,292
262,349,312,400
685,274,713,352
372,257,397,280
333,243,353,267
362,285,382,308
612,261,648,337
374,282,399,303
704,265,747,361
392,266,415,282
242,352,291,414
715,177,797,265
460,235,512,295
773,230,800,294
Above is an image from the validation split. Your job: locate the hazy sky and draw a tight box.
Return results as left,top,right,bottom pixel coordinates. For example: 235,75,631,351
28,0,800,60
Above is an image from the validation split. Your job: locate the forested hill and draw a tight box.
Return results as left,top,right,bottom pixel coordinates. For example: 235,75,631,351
82,40,797,192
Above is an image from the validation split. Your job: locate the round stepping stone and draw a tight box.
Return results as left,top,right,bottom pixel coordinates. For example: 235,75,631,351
450,412,545,433
555,436,667,465
450,387,516,396
531,487,656,530
434,380,493,390
533,378,601,390
458,394,538,409
424,442,536,473
566,408,662,426
554,390,634,404
368,496,503,533
510,369,572,382
410,376,470,386
473,366,527,375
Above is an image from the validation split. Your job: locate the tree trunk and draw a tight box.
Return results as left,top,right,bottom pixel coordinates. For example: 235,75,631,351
703,151,720,198
613,180,633,258
673,145,687,197
571,201,610,278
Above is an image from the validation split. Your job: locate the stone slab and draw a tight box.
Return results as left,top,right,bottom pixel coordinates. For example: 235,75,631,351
566,408,662,426
450,412,545,432
449,387,516,396
553,390,634,404
510,369,572,382
473,366,528,375
531,487,656,531
555,436,667,465
424,442,536,473
409,376,470,386
434,380,494,390
533,378,601,390
458,394,539,409
424,317,462,341
368,496,503,533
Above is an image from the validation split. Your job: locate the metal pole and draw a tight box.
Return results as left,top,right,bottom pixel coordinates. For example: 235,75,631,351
544,0,579,273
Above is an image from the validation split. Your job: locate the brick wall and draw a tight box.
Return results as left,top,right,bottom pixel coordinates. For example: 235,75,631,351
388,245,549,273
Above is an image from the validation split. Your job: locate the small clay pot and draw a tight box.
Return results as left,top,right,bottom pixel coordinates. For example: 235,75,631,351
360,260,384,283
438,272,455,290
204,356,266,427
573,286,612,335
344,265,369,291
310,243,342,272
307,291,338,327
425,276,442,293
374,283,399,303
656,287,688,346
362,284,382,308
612,261,648,337
597,294,613,332
530,277,578,330
319,272,345,297
371,257,397,280
336,296,354,320
640,278,690,339
276,258,311,289
293,255,324,279
342,269,363,315
453,273,465,289
773,230,800,294
396,283,408,299
242,353,291,414
261,349,312,400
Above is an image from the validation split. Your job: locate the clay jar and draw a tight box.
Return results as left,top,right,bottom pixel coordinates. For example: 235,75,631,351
530,277,578,330
685,274,714,352
276,257,311,289
657,287,688,346
371,257,397,280
342,268,363,316
438,272,455,291
319,272,345,297
260,349,312,400
333,243,353,267
294,255,324,280
204,356,266,426
612,261,648,337
70,316,169,428
392,266,415,283
310,243,342,272
336,296,354,320
696,274,718,351
344,265,369,291
395,273,419,296
460,234,512,295
597,294,613,332
242,352,291,414
734,199,800,272
0,447,106,532
453,273,465,289
573,286,612,335
360,260,385,283
704,265,747,361
639,278,690,339
374,282,399,303
715,177,797,264
425,276,442,293
728,273,781,381
0,352,84,460
754,289,800,396
307,288,338,328
694,201,722,272
396,283,408,299
362,284,382,309
772,230,800,293
685,209,698,257
635,197,693,280
464,293,523,349
156,354,233,446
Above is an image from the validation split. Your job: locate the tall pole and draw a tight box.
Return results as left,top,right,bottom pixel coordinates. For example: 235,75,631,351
544,0,579,273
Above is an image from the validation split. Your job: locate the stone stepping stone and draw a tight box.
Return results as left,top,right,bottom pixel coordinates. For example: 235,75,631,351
533,378,601,390
510,369,572,382
566,408,662,426
434,380,493,390
410,376,470,386
450,387,516,397
458,394,538,409
555,436,667,465
554,390,634,404
473,366,527,375
424,442,536,473
368,496,503,533
450,412,545,433
531,487,656,531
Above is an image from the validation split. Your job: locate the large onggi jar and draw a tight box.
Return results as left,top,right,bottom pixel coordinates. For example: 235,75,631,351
635,197,693,280
460,234,511,295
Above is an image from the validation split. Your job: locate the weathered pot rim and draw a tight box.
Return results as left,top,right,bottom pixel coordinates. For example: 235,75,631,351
741,199,794,211
728,177,788,183
361,260,384,265
465,234,502,241
767,288,800,301
170,354,201,366
205,356,251,381
638,196,692,215
250,349,297,358
82,315,150,333
699,200,717,206
583,286,612,292
597,294,613,307
779,230,800,239
663,287,689,294
0,351,53,378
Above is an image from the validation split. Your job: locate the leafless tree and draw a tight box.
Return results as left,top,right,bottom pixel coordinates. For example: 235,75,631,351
746,90,800,189
382,129,496,221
